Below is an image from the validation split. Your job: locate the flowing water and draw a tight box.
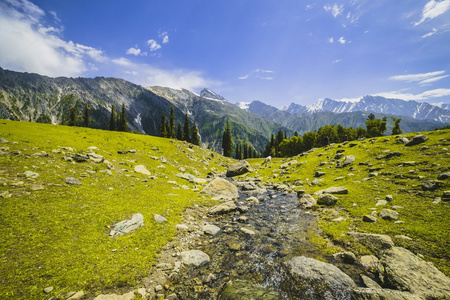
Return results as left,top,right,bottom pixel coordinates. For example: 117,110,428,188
170,185,365,299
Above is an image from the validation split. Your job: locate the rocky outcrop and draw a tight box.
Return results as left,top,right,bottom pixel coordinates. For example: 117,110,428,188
282,256,355,299
209,201,237,215
298,193,317,209
200,178,239,200
218,279,280,300
405,135,428,146
226,160,254,177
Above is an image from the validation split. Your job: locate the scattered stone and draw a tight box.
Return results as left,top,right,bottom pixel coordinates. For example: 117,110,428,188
342,155,355,167
67,291,85,300
110,213,144,237
200,178,239,200
240,227,256,236
405,135,428,146
314,171,325,177
332,217,344,222
209,201,237,215
180,250,210,267
394,235,412,241
245,196,259,205
175,224,189,231
317,193,338,206
86,152,104,163
32,151,49,157
386,194,393,201
63,177,81,185
203,224,220,236
379,209,399,220
24,170,39,178
348,232,394,253
332,251,356,264
314,186,348,195
360,255,379,269
437,172,450,180
134,165,151,176
226,160,254,177
385,151,402,159
422,180,443,191
43,287,53,294
0,138,9,143
166,293,178,300
334,176,344,181
153,214,167,223
311,178,323,185
30,184,44,191
218,279,281,300
360,275,382,289
391,205,404,210
282,256,355,299
363,215,377,223
376,200,387,206
94,291,137,300
298,194,316,209
443,191,450,202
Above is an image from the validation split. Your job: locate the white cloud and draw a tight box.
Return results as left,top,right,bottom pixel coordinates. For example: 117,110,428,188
126,47,142,56
374,89,450,101
332,59,342,63
421,27,438,38
419,74,449,84
159,31,169,44
0,0,106,77
338,36,346,44
238,74,249,80
415,0,450,25
147,39,161,51
328,37,334,43
112,57,132,66
324,3,344,18
389,70,446,82
239,69,275,80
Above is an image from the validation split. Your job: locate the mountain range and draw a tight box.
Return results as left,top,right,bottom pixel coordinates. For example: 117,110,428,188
0,67,448,153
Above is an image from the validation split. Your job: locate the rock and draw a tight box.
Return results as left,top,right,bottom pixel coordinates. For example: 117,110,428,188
437,172,450,180
314,186,348,195
0,138,9,143
348,232,394,253
203,224,220,235
63,177,82,185
200,178,239,200
134,165,151,176
94,291,136,300
422,180,443,191
385,194,393,201
443,191,450,201
218,279,281,300
298,194,316,209
375,200,387,206
363,215,377,223
175,224,189,231
71,153,89,162
153,214,167,223
317,193,338,206
333,251,356,264
379,246,450,299
332,216,344,222
32,151,49,157
379,209,399,220
280,159,298,169
104,160,114,170
110,213,144,237
24,171,39,178
226,160,254,177
166,293,178,300
282,256,355,299
360,275,382,289
209,201,237,215
245,196,259,205
87,152,104,163
240,227,256,236
311,178,323,185
385,151,403,159
43,286,54,294
360,255,379,268
405,135,428,146
314,171,325,177
67,291,85,300
353,287,423,300
342,155,355,167
180,250,210,267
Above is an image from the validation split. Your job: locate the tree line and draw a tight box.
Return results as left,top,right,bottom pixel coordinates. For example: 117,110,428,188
263,113,402,157
221,120,260,159
158,106,200,146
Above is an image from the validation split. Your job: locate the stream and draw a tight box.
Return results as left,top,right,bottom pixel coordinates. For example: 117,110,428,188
169,183,366,299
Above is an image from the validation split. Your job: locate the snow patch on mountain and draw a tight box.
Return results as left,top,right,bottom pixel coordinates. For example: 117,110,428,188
236,102,250,110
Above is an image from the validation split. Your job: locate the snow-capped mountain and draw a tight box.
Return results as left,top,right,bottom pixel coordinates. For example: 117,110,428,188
199,88,225,101
281,95,450,123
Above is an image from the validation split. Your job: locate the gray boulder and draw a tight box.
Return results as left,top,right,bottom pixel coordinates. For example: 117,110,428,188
24,171,39,178
348,232,394,254
405,135,428,146
379,209,399,220
203,224,220,236
134,165,151,176
153,214,167,223
315,186,348,195
180,250,210,267
342,155,355,167
218,279,280,300
209,201,237,215
298,194,316,209
226,160,254,177
200,178,238,200
64,177,82,185
422,180,443,191
353,288,423,300
363,215,377,223
317,194,338,206
437,172,450,180
87,152,104,163
110,213,144,237
379,247,450,299
282,256,355,299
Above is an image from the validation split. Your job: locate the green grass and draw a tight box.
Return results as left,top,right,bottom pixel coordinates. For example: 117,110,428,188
0,120,232,299
246,131,450,275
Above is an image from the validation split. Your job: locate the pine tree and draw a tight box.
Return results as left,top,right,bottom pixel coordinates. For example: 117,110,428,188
159,113,168,137
183,113,190,142
83,103,90,127
69,106,76,126
191,123,200,145
222,121,233,157
391,117,402,135
108,105,116,131
176,122,183,140
118,103,128,132
169,106,175,138
243,143,248,159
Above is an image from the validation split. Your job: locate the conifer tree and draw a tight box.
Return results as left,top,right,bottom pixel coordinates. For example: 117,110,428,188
222,121,233,157
176,122,183,140
191,123,200,145
69,106,77,126
83,103,90,127
108,105,116,131
183,113,190,142
159,113,168,137
118,103,128,132
169,106,175,138
391,117,402,135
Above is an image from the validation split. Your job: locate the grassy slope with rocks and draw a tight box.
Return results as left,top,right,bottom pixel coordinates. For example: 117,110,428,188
0,120,233,300
241,130,449,275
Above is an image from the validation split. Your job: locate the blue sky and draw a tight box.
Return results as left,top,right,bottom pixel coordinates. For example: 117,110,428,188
1,0,449,107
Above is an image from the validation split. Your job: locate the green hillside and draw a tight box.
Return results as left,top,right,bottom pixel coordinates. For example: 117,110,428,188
0,120,232,299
